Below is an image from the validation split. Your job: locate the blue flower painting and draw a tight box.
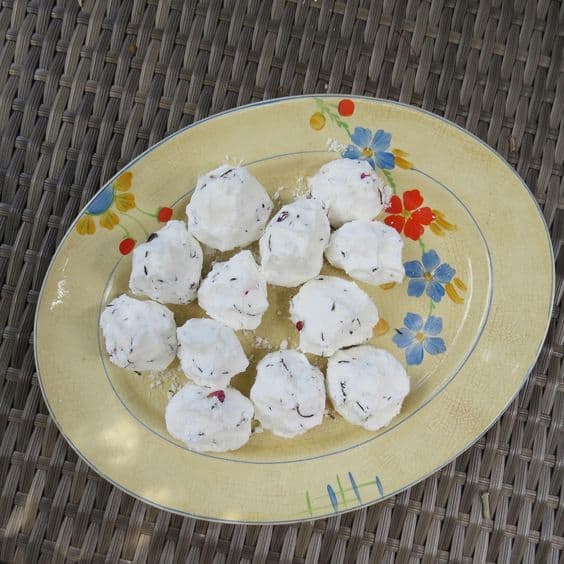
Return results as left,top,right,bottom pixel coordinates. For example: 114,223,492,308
404,250,455,303
342,127,395,170
393,313,446,365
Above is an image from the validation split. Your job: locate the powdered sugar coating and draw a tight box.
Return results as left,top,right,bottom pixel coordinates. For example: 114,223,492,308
198,250,269,330
187,165,273,251
308,159,391,227
100,294,177,372
165,384,254,452
327,346,409,430
129,221,203,304
325,220,405,286
250,350,325,437
290,276,379,356
177,318,249,388
259,198,330,287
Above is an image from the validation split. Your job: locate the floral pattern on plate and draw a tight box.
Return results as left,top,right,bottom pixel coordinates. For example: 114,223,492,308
310,98,467,366
75,171,174,255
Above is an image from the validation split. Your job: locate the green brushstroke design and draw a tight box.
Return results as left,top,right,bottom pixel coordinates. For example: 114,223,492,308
121,212,149,237
116,223,131,238
336,475,347,506
135,205,157,218
305,490,313,517
314,98,352,138
382,169,397,194
304,474,386,516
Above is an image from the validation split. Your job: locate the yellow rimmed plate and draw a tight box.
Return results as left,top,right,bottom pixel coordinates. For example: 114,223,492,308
34,96,554,523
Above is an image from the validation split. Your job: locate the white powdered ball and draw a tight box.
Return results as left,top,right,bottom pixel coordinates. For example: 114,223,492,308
165,384,254,452
308,159,391,227
129,220,203,304
251,350,325,437
259,198,330,287
177,318,248,388
100,294,177,372
198,250,269,330
187,165,273,251
290,276,378,356
325,220,404,285
327,346,409,430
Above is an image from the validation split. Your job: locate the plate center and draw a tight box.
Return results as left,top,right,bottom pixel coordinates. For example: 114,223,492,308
100,152,492,464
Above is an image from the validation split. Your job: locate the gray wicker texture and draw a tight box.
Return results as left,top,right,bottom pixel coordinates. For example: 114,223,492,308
0,0,562,562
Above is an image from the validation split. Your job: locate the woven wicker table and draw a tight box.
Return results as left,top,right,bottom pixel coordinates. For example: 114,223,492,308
0,1,562,562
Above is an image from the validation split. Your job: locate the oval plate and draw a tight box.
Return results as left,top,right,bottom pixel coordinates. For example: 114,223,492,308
35,96,553,523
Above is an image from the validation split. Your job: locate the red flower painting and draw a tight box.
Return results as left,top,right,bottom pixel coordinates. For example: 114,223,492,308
384,189,434,241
